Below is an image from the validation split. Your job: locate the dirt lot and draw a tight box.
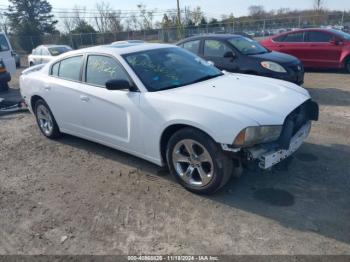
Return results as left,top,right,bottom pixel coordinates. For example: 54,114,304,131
0,69,350,255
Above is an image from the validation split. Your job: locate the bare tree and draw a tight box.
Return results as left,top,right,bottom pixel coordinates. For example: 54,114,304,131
94,1,111,33
108,11,123,34
0,13,9,34
137,4,155,30
314,0,324,11
248,5,266,17
191,6,204,25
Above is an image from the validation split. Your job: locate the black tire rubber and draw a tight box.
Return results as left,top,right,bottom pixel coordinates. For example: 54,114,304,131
345,57,350,73
166,127,233,194
29,62,34,67
34,99,62,139
0,81,9,92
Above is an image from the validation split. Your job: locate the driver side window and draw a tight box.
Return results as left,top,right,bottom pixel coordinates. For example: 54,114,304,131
204,40,231,57
85,55,130,87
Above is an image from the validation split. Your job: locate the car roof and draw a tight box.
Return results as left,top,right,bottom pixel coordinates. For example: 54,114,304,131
60,43,176,57
271,28,339,37
36,44,71,49
177,34,245,43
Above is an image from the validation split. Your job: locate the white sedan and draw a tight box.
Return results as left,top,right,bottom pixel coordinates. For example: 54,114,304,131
20,43,318,194
28,45,72,66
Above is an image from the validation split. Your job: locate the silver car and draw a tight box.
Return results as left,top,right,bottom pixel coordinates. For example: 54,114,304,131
28,45,72,66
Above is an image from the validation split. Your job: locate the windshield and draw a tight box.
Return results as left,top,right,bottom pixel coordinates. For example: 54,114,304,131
330,29,350,40
228,37,268,55
48,46,72,56
123,47,223,92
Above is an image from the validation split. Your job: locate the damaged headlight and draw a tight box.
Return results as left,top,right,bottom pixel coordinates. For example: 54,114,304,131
233,125,282,147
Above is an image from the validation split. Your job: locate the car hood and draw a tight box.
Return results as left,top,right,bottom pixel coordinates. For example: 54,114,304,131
248,51,299,64
159,73,310,125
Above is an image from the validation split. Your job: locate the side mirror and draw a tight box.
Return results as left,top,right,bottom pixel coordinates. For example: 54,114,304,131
223,51,236,59
330,39,342,45
106,79,132,91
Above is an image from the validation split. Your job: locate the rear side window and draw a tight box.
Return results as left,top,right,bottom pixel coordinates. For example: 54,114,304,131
58,56,83,81
273,35,286,42
0,35,10,52
204,40,231,57
183,40,200,54
281,32,304,42
306,31,333,42
85,55,130,87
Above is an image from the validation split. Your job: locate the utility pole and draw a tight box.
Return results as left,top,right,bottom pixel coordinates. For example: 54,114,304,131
176,0,182,39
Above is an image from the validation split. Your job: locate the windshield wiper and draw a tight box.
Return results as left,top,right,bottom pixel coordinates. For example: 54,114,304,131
189,74,222,85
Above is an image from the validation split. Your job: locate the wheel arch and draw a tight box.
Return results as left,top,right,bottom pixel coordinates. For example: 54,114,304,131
159,123,216,165
30,95,44,112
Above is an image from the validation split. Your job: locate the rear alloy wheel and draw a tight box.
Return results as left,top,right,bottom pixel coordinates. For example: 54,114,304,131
166,128,233,194
35,99,61,139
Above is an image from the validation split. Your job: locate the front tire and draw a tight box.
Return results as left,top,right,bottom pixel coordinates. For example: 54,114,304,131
166,128,233,194
34,99,61,139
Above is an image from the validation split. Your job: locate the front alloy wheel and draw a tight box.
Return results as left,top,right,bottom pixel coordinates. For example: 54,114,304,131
172,139,214,187
167,128,233,194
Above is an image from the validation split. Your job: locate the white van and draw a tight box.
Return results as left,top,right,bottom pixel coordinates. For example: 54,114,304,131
0,32,16,75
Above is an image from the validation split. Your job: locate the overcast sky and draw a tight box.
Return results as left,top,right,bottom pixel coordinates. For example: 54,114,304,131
1,0,349,19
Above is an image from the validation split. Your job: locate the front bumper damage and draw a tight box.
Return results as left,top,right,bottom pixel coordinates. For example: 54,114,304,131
246,121,311,169
222,99,319,170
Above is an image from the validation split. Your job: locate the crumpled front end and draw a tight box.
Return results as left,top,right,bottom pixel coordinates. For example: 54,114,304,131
240,99,319,169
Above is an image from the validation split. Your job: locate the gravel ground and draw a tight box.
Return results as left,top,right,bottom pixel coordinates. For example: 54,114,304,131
0,69,350,255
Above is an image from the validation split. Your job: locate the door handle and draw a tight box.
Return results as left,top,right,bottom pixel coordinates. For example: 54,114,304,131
80,95,90,102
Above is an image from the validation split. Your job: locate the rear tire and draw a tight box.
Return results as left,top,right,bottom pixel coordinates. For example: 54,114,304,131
166,128,233,194
34,99,62,139
345,57,350,73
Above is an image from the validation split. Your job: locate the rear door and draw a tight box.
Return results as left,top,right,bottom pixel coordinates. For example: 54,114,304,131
0,33,16,75
304,30,342,68
45,55,85,133
202,39,238,71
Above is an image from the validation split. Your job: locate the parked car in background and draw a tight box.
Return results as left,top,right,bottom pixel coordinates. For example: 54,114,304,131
111,40,145,45
0,32,16,75
20,43,318,194
177,34,304,85
28,45,72,66
260,28,350,72
0,32,16,91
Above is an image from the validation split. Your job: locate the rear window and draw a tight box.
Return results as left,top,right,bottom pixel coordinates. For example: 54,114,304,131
280,32,305,42
48,46,72,56
55,56,83,81
0,35,10,52
182,40,200,54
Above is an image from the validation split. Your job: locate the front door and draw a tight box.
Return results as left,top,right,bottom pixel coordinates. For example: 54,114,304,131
202,39,238,72
78,54,141,152
304,31,343,68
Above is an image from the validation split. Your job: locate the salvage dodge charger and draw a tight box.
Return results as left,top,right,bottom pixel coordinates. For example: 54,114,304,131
20,43,319,194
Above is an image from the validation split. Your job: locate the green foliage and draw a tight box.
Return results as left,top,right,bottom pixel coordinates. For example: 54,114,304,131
6,0,57,52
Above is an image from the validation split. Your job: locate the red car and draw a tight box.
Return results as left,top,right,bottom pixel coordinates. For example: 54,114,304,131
260,28,350,73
